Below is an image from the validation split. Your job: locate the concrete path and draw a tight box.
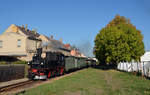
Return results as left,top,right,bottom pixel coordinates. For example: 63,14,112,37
0,78,29,88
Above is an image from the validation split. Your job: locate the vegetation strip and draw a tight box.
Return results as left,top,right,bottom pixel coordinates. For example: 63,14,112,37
16,68,150,95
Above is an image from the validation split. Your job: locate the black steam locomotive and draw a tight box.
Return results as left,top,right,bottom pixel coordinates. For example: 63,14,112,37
28,48,96,80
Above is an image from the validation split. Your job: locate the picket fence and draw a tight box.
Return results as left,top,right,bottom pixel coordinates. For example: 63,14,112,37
117,61,150,77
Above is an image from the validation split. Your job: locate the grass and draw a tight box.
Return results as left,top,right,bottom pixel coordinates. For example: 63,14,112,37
17,67,150,95
24,64,29,77
0,61,7,64
13,61,27,64
0,60,27,65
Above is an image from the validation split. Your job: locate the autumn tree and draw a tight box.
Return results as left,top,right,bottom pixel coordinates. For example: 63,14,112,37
94,15,145,68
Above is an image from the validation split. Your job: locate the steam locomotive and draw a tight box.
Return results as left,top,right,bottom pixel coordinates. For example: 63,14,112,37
28,48,96,80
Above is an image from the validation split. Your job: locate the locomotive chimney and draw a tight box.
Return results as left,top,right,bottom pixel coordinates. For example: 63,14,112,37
50,35,53,39
21,25,24,29
59,38,62,43
32,29,37,34
25,24,28,31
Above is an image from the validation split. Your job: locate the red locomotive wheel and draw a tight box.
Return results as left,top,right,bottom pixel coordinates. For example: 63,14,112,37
60,68,64,75
48,72,51,78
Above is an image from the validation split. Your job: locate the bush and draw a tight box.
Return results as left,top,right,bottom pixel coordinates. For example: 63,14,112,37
0,61,8,64
13,61,27,64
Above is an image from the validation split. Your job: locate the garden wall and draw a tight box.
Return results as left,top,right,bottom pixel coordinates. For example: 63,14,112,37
0,64,25,82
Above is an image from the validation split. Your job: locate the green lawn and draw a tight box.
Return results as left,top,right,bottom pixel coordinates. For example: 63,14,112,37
17,67,150,95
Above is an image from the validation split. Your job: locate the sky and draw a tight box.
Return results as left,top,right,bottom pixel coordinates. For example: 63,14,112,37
0,0,150,56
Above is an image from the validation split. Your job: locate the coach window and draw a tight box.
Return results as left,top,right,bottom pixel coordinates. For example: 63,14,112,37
17,39,21,47
0,40,3,48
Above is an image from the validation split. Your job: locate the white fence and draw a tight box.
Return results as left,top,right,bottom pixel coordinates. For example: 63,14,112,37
117,61,150,77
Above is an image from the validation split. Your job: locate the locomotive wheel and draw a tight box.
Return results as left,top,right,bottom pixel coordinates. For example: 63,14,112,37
60,68,64,75
52,71,55,77
48,71,51,78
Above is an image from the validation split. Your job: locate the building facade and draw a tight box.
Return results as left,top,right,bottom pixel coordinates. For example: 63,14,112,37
0,24,41,61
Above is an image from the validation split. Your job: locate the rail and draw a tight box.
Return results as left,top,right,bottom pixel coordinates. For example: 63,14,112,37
0,80,34,93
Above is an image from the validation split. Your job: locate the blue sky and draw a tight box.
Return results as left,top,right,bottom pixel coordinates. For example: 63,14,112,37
0,0,150,56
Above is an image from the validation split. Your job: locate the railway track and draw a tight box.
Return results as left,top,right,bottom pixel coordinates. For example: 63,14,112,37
0,80,36,93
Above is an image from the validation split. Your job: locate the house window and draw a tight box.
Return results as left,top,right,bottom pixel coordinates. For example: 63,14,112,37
17,39,21,47
0,41,3,48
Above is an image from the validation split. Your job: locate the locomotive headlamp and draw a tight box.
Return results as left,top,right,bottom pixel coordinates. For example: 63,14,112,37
41,62,44,65
28,62,30,65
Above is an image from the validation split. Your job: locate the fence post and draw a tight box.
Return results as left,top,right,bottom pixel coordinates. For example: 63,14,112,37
143,62,145,76
146,68,149,77
120,62,121,70
131,62,133,72
124,62,125,71
126,62,128,72
122,62,124,71
137,62,139,72
147,68,150,77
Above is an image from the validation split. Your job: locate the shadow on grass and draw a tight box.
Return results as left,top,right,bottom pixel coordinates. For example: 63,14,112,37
117,69,150,80
92,65,150,80
15,90,26,95
92,65,116,70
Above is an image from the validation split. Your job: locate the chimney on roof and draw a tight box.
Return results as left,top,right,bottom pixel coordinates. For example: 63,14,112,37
50,35,53,39
21,25,24,28
32,29,37,34
25,24,28,31
59,38,62,43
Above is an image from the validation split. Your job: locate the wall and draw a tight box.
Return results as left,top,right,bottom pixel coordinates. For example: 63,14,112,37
39,35,49,42
0,64,25,82
0,32,26,56
26,39,41,52
26,39,37,52
17,53,34,61
4,24,25,36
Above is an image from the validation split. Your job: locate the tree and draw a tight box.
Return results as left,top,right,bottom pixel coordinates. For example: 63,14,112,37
94,15,145,68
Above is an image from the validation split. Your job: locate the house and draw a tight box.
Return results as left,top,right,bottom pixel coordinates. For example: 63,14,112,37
0,24,85,61
64,44,87,57
39,34,50,44
64,44,72,50
70,49,80,57
0,24,42,61
140,51,150,75
141,51,150,62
